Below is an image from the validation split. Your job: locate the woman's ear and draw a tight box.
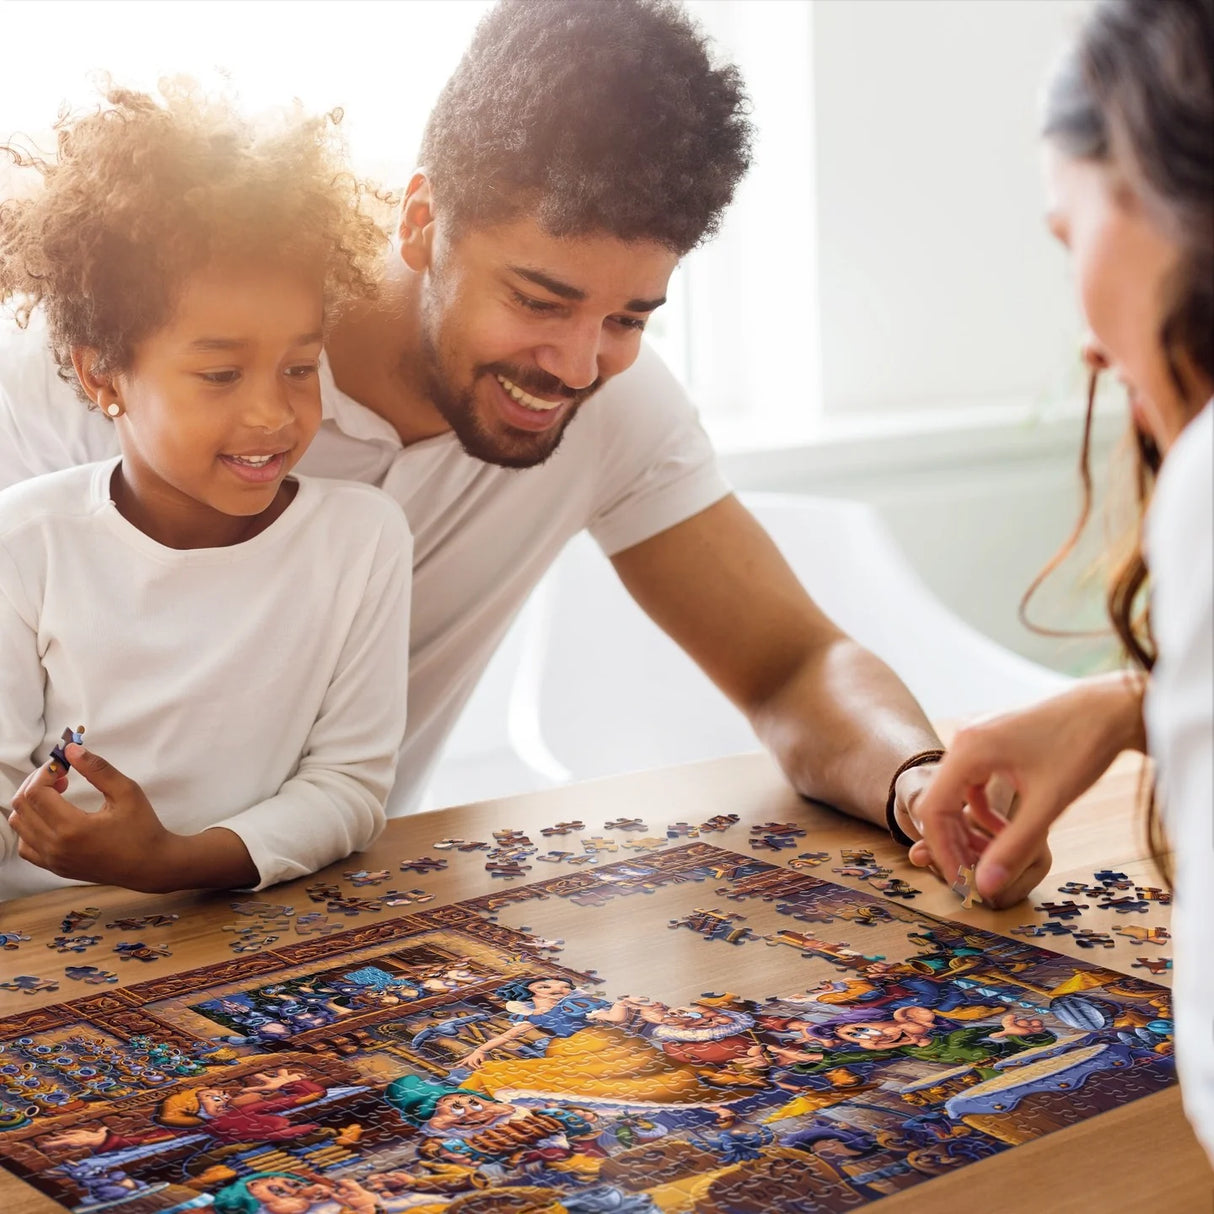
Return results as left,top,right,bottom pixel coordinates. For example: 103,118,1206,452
71,349,123,418
398,172,437,273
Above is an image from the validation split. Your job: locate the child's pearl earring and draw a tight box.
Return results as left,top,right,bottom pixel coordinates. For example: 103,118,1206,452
105,402,122,418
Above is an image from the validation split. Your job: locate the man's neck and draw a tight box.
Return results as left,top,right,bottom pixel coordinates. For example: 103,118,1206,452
324,268,449,447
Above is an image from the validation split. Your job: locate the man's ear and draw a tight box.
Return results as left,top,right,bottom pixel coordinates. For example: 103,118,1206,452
398,172,437,273
70,349,123,417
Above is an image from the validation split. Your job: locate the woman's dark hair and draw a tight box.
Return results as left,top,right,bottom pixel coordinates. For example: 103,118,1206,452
1029,0,1214,881
417,0,753,254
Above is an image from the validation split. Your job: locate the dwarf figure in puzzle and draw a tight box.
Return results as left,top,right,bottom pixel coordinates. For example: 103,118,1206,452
384,1074,601,1180
630,999,775,1089
211,1171,384,1214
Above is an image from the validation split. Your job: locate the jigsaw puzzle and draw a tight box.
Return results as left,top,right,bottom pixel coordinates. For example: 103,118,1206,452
0,843,1176,1213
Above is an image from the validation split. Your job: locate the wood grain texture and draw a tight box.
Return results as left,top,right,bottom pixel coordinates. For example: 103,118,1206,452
1,745,1210,1212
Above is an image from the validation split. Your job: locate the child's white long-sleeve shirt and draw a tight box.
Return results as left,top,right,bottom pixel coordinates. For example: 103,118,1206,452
0,459,411,898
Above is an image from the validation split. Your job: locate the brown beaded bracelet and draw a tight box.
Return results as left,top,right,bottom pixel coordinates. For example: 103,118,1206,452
885,749,946,847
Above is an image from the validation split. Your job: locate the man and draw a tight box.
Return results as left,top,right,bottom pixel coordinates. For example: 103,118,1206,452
0,2,1002,891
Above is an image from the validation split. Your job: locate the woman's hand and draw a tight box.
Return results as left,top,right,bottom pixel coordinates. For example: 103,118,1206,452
906,673,1147,907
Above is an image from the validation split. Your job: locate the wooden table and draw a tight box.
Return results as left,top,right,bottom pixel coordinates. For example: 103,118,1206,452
1,749,1210,1213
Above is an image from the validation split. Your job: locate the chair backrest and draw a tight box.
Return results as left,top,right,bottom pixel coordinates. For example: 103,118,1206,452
508,491,1070,783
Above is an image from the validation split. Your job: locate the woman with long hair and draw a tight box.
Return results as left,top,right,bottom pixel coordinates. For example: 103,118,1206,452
908,0,1213,1160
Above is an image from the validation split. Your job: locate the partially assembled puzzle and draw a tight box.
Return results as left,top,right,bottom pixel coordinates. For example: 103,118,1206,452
0,842,1175,1212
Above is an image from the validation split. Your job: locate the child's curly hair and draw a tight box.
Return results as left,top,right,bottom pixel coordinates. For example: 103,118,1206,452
0,80,386,401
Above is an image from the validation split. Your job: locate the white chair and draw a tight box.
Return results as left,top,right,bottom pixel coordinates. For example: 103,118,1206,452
506,491,1071,784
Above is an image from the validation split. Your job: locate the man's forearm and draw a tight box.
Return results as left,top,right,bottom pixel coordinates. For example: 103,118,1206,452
750,637,941,827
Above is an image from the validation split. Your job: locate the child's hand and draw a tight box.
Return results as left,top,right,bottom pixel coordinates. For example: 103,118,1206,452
8,744,177,891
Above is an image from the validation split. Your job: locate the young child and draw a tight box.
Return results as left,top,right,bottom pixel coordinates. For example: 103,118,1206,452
0,84,410,899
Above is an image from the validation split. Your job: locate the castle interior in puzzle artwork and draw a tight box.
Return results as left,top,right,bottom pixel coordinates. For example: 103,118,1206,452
0,843,1176,1213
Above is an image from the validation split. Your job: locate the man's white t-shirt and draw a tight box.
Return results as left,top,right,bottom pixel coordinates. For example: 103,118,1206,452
0,460,412,898
0,314,731,814
1144,400,1214,1161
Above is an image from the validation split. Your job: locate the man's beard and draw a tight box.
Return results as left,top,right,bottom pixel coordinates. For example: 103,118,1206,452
417,326,598,470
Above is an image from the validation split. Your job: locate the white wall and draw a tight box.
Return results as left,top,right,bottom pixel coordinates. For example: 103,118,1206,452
812,0,1092,416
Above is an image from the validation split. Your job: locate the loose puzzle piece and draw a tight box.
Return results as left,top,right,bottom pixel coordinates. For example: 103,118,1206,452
63,965,119,984
540,821,585,836
604,818,646,831
485,860,533,878
0,975,58,994
665,821,701,838
398,857,447,873
47,935,102,954
1035,900,1088,920
113,941,171,962
1010,922,1074,937
1132,956,1173,974
1070,929,1115,949
229,900,295,917
749,822,807,838
536,850,574,863
581,837,619,853
870,877,921,899
669,907,756,945
1057,881,1104,897
433,837,490,851
493,829,532,845
1135,886,1173,904
840,848,875,866
305,882,344,903
788,851,830,868
229,937,280,953
699,814,740,832
104,914,179,930
0,932,31,949
325,896,383,916
622,836,668,851
378,889,434,907
832,864,893,880
1113,924,1171,946
1097,896,1151,915
59,907,101,933
344,869,392,886
750,834,801,852
293,912,341,934
1093,869,1129,885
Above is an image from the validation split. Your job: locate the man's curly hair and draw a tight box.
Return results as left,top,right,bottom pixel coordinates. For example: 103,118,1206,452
418,0,753,254
0,82,386,400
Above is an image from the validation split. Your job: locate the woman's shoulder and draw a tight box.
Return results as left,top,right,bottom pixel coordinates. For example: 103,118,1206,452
1149,403,1212,573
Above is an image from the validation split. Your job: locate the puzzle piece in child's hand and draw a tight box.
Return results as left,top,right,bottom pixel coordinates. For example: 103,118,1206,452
666,822,701,838
1113,924,1171,945
113,941,171,962
699,814,740,832
582,837,618,853
64,965,119,984
1035,900,1088,920
47,935,102,953
49,724,85,770
622,837,667,851
344,869,392,886
749,821,807,838
0,975,58,994
1071,929,1115,949
540,821,585,836
751,834,801,852
1097,896,1151,914
398,857,447,874
841,849,875,866
0,932,31,949
604,818,646,831
1135,886,1173,904
1010,922,1074,937
1132,956,1173,974
104,914,179,930
60,907,101,933
952,865,982,909
305,882,343,903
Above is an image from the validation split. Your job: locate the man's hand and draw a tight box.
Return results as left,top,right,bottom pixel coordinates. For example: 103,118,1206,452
7,743,258,892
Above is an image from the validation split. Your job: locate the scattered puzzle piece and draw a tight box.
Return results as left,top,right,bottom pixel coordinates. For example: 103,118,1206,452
1010,922,1073,938
698,814,740,832
665,822,701,838
378,889,435,907
1135,886,1173,904
0,932,31,949
840,849,875,866
1113,924,1171,945
1070,929,1115,949
622,836,667,851
0,975,58,994
63,965,119,984
47,935,102,954
604,818,646,831
485,860,533,878
104,914,179,930
1093,869,1129,885
871,877,920,899
540,821,585,836
344,869,392,886
398,857,447,874
113,942,171,962
582,837,619,853
1097,896,1150,915
750,834,801,852
1035,900,1088,920
669,907,755,945
433,837,490,851
59,907,101,933
1132,956,1173,974
536,850,574,862
305,882,343,903
788,851,830,868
